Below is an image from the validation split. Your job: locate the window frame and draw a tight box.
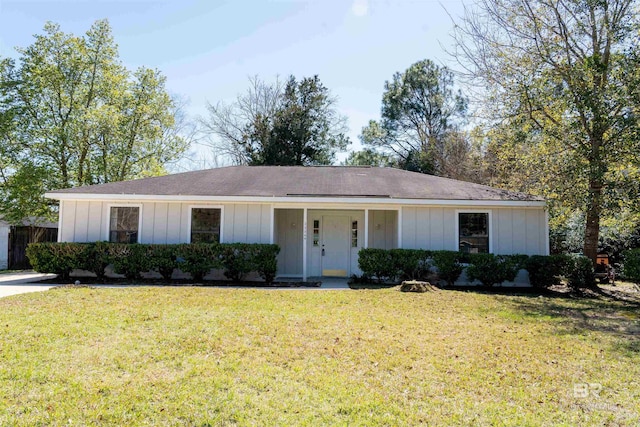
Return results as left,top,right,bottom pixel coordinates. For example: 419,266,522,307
187,205,224,244
455,209,492,254
106,204,143,243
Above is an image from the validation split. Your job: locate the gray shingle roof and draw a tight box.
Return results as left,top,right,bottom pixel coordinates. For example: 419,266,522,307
47,166,542,201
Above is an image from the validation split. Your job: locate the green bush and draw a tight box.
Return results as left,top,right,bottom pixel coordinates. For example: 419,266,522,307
430,251,464,286
566,254,596,290
177,243,222,282
358,249,396,283
390,249,431,281
147,244,178,280
82,241,112,279
525,254,572,288
250,244,281,285
26,242,280,284
220,243,253,281
27,242,86,279
466,253,521,288
622,248,640,283
108,244,151,280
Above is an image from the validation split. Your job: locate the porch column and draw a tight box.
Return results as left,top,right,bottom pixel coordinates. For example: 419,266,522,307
364,208,369,248
397,207,403,248
269,205,275,244
302,207,308,281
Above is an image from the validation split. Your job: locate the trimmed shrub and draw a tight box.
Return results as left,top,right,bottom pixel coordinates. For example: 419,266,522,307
220,243,255,282
82,241,111,279
358,248,396,283
177,243,222,282
26,242,280,284
147,244,179,280
251,244,280,285
622,248,640,283
566,254,596,290
525,254,572,288
506,254,530,271
431,251,464,286
27,242,86,279
390,249,431,281
466,253,521,288
108,244,151,280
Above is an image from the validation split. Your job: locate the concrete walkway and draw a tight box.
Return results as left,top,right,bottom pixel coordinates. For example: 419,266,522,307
0,271,350,297
0,271,57,298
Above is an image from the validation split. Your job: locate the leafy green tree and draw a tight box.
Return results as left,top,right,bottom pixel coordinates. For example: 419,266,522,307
341,148,397,167
0,20,188,224
453,0,640,263
202,75,349,166
360,59,469,176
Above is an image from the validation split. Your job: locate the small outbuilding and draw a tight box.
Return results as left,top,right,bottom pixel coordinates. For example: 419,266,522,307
45,166,548,280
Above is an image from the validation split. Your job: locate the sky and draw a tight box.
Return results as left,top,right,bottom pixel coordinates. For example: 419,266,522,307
0,0,468,168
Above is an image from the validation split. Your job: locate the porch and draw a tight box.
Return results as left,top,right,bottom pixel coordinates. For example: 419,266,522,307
274,208,398,281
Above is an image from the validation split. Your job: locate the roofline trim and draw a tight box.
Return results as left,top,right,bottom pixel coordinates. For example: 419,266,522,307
45,192,546,207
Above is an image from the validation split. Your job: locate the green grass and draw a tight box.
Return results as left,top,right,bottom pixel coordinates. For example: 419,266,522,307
1,287,638,426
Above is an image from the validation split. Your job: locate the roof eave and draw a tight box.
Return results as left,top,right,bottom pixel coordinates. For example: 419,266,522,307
44,192,546,207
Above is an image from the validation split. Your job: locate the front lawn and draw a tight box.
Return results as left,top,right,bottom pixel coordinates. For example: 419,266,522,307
1,287,638,425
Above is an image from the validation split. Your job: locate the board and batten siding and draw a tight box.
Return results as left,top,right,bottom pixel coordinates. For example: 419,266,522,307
59,200,272,244
367,210,398,250
401,206,547,255
401,207,455,251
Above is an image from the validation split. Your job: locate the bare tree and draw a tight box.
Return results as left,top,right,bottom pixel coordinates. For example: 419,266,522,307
451,0,640,264
199,76,283,165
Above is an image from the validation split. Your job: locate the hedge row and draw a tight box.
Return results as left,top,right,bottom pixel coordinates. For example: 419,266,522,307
26,242,281,284
623,248,640,283
357,248,595,289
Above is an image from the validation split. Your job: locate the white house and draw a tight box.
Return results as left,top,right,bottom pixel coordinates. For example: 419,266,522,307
45,166,549,280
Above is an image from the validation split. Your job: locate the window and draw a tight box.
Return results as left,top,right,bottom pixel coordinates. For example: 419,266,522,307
190,208,221,243
459,213,489,253
351,220,358,248
313,220,320,246
109,207,139,243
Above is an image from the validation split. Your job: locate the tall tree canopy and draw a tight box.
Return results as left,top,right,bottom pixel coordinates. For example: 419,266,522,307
201,75,349,166
0,20,188,224
360,59,470,177
453,0,640,263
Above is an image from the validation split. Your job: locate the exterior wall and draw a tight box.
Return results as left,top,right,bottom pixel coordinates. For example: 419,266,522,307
492,208,547,255
0,225,9,270
59,200,272,244
275,209,303,276
58,200,549,280
368,210,398,250
401,206,547,255
401,207,456,251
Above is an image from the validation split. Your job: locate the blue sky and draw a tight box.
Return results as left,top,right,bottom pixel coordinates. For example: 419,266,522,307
0,0,467,166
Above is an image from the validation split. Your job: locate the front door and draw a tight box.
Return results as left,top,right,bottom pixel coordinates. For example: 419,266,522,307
322,215,350,277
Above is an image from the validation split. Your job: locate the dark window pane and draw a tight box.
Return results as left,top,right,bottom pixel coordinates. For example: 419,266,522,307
191,208,221,243
109,207,139,243
459,213,489,253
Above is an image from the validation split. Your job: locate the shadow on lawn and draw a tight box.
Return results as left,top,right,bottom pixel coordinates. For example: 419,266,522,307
506,294,640,355
442,285,640,355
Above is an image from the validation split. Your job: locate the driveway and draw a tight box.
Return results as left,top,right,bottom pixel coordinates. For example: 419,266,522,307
0,271,56,298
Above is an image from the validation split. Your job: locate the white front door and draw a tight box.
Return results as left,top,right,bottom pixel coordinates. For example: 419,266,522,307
322,215,351,277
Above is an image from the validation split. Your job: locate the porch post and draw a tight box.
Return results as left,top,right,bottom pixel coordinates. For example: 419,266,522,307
269,205,275,244
302,207,308,281
397,207,403,248
364,208,369,248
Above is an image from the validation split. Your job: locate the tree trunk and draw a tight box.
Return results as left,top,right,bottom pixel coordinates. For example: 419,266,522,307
583,180,602,265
